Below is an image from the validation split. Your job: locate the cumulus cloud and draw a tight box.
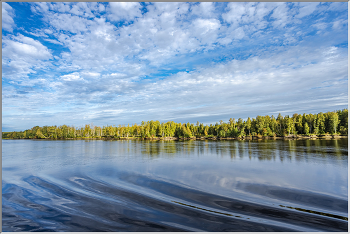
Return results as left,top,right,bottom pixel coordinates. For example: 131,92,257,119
4,34,52,60
2,34,52,80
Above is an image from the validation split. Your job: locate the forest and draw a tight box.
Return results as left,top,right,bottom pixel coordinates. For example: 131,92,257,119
2,109,348,140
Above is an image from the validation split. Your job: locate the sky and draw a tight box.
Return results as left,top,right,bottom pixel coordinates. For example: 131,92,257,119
2,2,348,131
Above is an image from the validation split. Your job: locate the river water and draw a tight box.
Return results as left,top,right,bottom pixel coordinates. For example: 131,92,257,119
2,139,348,231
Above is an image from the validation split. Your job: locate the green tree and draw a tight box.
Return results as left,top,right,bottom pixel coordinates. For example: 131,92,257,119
304,122,309,135
328,111,339,134
285,116,293,135
36,129,45,139
246,117,252,135
276,113,284,136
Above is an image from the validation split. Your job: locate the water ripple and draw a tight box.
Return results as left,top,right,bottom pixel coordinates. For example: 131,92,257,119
2,171,348,232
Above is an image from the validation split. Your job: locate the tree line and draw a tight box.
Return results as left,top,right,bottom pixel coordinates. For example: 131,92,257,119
2,109,348,140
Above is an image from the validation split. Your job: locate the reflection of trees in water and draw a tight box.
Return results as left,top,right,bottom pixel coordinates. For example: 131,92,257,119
236,139,347,162
142,141,164,158
255,140,278,161
140,140,181,158
291,139,347,162
333,140,342,158
123,139,347,162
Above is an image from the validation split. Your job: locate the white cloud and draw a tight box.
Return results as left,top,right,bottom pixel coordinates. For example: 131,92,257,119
32,2,102,19
327,2,347,12
82,72,100,78
296,2,319,18
42,2,212,70
152,2,189,18
271,3,290,28
332,19,347,30
126,45,347,122
312,22,328,31
49,2,71,13
191,18,221,45
60,73,83,81
43,38,63,45
232,27,245,40
222,2,246,26
28,31,49,38
44,29,54,34
190,2,215,18
30,2,50,14
48,13,92,33
4,34,52,60
98,3,105,12
2,34,52,80
109,73,127,78
220,26,245,45
221,2,283,41
70,2,97,18
108,2,142,22
39,44,343,126
2,2,16,32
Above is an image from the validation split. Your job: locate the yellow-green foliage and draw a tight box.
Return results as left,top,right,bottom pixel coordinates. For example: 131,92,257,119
3,109,348,139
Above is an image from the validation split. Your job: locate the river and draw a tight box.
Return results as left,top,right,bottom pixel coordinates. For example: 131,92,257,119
2,139,348,231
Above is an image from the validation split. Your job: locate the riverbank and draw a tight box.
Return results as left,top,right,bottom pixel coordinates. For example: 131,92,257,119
3,135,347,141
141,134,348,141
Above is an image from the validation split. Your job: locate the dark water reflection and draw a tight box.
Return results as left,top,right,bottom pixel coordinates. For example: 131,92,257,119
2,139,348,231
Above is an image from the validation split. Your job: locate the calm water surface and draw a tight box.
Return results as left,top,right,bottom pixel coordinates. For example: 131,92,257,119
2,139,348,231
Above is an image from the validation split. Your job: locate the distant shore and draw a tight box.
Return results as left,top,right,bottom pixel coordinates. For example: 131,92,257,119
3,109,348,141
3,134,347,141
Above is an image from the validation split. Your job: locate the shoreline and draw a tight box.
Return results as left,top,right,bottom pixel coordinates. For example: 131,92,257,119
3,135,348,141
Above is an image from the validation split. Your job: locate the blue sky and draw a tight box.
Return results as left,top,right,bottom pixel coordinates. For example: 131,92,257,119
2,2,348,131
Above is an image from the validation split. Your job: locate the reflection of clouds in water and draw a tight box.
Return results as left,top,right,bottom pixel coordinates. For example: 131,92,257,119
3,139,347,198
2,138,348,231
